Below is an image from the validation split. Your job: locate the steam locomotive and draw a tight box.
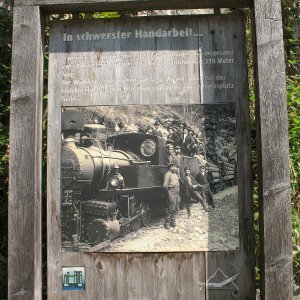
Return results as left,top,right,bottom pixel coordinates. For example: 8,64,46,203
61,111,237,251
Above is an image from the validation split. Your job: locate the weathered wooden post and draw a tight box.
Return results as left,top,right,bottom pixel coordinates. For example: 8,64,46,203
8,1,292,299
9,6,43,300
252,0,293,299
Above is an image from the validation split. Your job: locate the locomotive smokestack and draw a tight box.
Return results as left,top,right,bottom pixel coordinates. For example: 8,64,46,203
84,123,107,149
61,111,85,148
62,132,76,148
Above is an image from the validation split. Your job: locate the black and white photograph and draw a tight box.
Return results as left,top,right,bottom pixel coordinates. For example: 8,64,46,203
61,103,239,252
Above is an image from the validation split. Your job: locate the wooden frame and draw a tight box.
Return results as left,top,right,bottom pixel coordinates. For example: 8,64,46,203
8,0,292,299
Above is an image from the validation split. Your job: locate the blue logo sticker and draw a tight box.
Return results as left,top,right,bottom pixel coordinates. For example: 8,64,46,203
62,267,85,291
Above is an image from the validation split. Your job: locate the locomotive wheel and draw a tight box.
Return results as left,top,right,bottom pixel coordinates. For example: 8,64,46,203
120,225,130,237
87,218,120,244
130,218,142,232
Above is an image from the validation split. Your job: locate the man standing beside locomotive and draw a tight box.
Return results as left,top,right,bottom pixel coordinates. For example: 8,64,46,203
163,164,180,229
195,164,215,209
180,167,208,218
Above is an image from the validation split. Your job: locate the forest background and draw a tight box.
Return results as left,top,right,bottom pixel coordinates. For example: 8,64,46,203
0,1,299,298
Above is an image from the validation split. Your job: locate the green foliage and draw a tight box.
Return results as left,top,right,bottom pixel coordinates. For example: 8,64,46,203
92,12,120,18
292,207,300,283
282,0,300,76
283,0,300,283
287,75,300,199
0,6,12,300
287,74,300,283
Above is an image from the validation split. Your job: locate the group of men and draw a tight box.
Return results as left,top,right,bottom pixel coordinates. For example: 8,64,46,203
163,163,215,230
167,124,203,156
165,143,182,167
145,121,203,157
145,121,163,137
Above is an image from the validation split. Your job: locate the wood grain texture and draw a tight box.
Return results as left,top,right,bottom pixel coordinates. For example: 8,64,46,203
8,6,43,300
58,253,206,300
14,0,252,13
47,45,62,299
252,0,293,299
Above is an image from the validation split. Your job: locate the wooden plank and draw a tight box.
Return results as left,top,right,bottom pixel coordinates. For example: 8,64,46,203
8,6,43,300
47,46,62,299
60,253,206,300
14,0,252,13
252,0,293,299
206,15,255,299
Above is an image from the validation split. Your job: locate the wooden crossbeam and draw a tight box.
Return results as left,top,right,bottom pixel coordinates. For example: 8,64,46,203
14,0,252,13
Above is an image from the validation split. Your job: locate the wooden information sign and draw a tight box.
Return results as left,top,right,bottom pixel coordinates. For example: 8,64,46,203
47,14,253,298
9,1,293,299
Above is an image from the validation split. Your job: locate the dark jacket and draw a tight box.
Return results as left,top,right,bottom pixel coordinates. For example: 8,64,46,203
180,175,197,197
195,172,209,186
182,133,193,153
167,133,182,146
